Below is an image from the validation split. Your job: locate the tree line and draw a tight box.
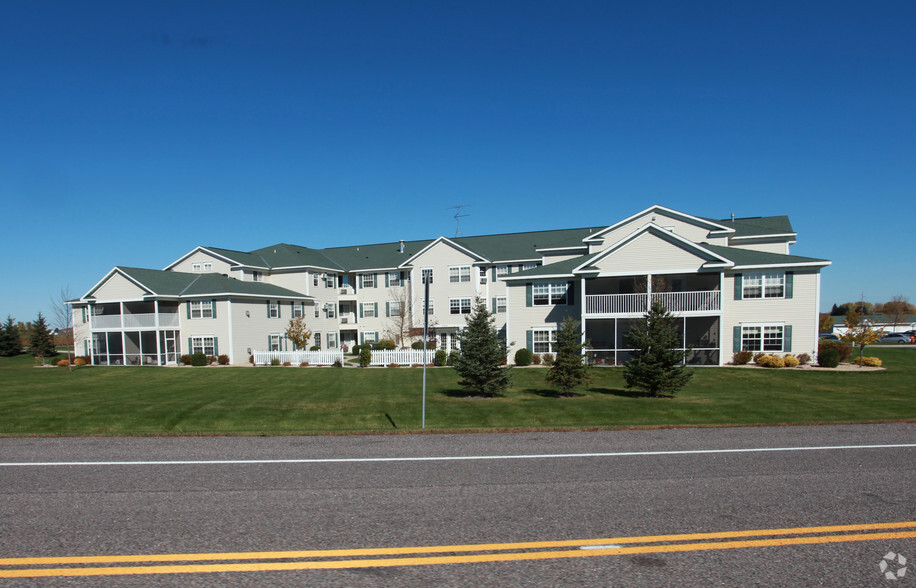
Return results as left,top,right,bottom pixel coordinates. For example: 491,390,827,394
0,313,57,358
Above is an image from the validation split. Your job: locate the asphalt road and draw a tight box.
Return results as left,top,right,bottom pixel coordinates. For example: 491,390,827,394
1,424,914,586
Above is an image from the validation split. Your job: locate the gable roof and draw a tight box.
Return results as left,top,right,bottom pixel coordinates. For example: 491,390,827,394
584,205,736,243
699,244,829,268
709,215,797,240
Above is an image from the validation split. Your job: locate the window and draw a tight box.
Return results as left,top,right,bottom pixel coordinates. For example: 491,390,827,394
741,325,784,352
268,301,279,318
268,334,281,352
523,262,538,271
313,274,319,287
388,271,401,287
421,268,433,284
533,282,568,305
743,273,785,299
495,265,509,277
388,300,402,317
327,332,338,349
190,300,214,319
191,336,216,356
362,302,376,318
450,298,472,315
449,265,471,283
252,271,263,282
363,331,378,344
192,263,201,272
313,333,321,349
360,273,375,288
325,303,336,318
203,262,212,271
421,298,434,316
292,303,304,318
494,296,507,313
532,330,557,353
326,274,336,288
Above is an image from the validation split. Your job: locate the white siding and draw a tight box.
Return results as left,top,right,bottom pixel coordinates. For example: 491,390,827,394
592,232,712,275
93,273,148,300
590,211,727,253
169,251,235,275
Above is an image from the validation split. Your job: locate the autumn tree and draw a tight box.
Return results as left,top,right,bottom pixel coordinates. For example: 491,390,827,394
881,296,912,331
545,317,590,395
840,310,883,366
819,313,834,334
285,316,313,350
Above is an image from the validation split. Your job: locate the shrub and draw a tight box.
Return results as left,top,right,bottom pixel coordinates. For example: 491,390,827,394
756,354,785,368
387,363,400,368
351,344,362,356
310,345,321,351
732,351,753,365
447,350,460,366
190,352,209,367
376,339,396,350
358,346,371,367
411,363,422,368
818,340,853,363
411,341,425,350
333,359,343,368
434,349,447,366
753,352,766,363
73,357,87,366
783,355,799,368
818,348,840,368
282,361,292,367
179,354,192,365
218,354,230,365
861,356,883,367
796,353,811,365
270,358,281,366
207,356,217,365
532,354,542,365
299,362,310,367
56,359,70,367
542,353,554,366
515,348,533,366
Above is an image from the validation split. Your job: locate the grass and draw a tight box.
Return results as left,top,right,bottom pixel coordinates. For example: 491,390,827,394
1,349,914,436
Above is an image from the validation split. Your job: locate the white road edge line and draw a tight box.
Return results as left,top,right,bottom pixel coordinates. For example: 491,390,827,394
0,444,913,467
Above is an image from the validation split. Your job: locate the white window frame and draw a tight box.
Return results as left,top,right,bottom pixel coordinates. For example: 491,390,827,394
268,301,279,318
449,265,472,283
363,331,378,344
741,324,785,352
360,273,375,289
421,268,433,285
523,262,538,271
362,302,376,318
494,296,507,313
495,265,509,277
450,297,472,315
292,302,304,318
192,263,202,272
190,335,216,356
203,262,212,272
533,282,568,305
190,300,214,319
325,274,336,289
532,329,557,354
743,272,785,299
327,332,338,349
269,334,281,352
421,298,434,316
388,271,401,287
252,271,264,282
388,300,402,317
325,303,336,318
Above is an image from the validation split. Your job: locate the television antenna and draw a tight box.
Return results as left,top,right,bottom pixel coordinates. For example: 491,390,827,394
449,205,470,237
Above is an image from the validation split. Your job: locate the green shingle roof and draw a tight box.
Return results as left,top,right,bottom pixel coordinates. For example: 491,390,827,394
707,215,796,238
113,267,310,299
698,244,827,267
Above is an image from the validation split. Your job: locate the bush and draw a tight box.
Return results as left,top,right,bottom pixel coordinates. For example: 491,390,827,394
732,351,753,365
358,346,371,367
387,363,400,368
351,344,362,356
56,359,70,367
797,353,811,365
753,352,766,363
270,358,281,366
310,345,321,351
532,354,542,365
218,354,230,365
411,341,425,350
756,354,785,368
819,340,853,363
207,356,218,365
179,354,192,365
447,350,460,366
515,348,533,366
376,339,397,350
861,356,883,367
542,353,554,366
783,355,799,367
190,352,209,367
299,362,310,367
818,348,840,368
282,361,292,367
73,357,87,366
434,349,447,366
333,359,342,368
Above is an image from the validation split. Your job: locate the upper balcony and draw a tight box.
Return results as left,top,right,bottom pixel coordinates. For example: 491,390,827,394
90,312,181,330
585,291,720,316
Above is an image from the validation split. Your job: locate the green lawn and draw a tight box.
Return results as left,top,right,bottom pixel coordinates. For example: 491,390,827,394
1,349,913,436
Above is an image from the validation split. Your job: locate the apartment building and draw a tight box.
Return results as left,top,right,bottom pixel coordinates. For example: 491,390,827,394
70,205,830,366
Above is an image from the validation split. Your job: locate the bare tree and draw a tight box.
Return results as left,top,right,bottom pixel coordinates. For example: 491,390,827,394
882,295,912,332
51,287,74,371
384,287,414,347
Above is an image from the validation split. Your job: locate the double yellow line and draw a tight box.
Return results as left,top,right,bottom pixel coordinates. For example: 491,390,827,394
2,521,914,578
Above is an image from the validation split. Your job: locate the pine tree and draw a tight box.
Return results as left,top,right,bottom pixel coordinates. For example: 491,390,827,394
453,299,512,397
545,317,590,395
29,312,56,360
0,315,22,356
623,301,692,397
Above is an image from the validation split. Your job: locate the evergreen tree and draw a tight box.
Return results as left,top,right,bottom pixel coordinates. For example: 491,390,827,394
453,298,512,397
0,315,22,356
623,301,692,397
29,312,56,360
545,317,590,395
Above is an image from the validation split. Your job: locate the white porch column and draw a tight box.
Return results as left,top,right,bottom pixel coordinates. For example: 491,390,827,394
154,300,162,365
227,299,234,365
119,302,127,366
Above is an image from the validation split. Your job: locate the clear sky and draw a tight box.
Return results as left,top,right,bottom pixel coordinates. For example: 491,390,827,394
1,0,913,325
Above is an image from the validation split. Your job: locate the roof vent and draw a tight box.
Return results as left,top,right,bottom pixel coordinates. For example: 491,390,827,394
731,213,735,222
399,240,405,253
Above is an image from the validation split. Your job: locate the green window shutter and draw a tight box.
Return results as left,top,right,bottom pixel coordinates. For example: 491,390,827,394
567,281,575,305
277,302,281,319
267,300,271,317
267,335,272,350
386,302,391,317
784,325,792,352
360,332,365,345
785,272,794,299
492,267,497,281
734,274,743,300
733,326,742,352
374,273,379,288
492,298,497,313
188,338,193,354
186,302,191,319
374,302,378,317
526,330,533,351
526,283,533,307
211,300,217,319
213,338,219,356
385,273,389,287
359,304,364,318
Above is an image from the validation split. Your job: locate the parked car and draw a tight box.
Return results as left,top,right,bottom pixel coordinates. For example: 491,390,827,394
878,333,911,344
819,333,840,341
902,330,916,343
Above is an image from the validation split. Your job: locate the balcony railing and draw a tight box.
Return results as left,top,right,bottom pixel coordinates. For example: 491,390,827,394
585,291,720,315
91,313,180,329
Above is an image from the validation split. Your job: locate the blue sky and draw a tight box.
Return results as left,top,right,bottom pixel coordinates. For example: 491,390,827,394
1,0,913,325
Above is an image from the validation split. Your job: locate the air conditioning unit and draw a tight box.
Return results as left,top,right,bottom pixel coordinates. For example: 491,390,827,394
341,317,349,324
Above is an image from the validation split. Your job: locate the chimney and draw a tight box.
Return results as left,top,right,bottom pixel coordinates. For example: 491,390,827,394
731,213,735,222
399,240,405,253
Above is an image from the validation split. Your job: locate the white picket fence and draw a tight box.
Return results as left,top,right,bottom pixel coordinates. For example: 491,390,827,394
369,349,437,366
253,350,345,366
